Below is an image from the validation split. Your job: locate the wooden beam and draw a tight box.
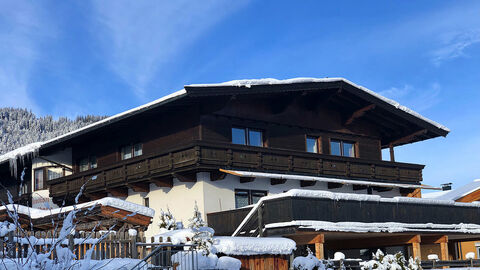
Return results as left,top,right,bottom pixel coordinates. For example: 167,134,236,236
287,233,324,245
456,188,480,202
373,186,393,192
400,188,421,198
271,178,287,185
151,176,173,188
315,242,325,260
388,129,428,147
300,180,316,187
327,235,421,250
240,177,254,183
210,171,227,181
440,241,449,261
422,235,448,244
173,172,197,182
107,187,128,197
128,182,150,193
86,192,108,201
345,104,376,125
412,241,421,260
389,144,395,162
353,185,368,190
328,182,343,189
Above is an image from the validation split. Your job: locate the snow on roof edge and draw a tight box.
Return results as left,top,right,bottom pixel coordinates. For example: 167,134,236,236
0,89,187,165
188,77,449,133
0,197,155,219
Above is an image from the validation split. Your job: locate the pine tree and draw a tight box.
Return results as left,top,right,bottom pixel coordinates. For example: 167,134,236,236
188,201,206,229
158,208,177,231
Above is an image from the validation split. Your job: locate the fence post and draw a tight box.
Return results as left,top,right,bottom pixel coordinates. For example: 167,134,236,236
130,234,138,259
7,231,14,258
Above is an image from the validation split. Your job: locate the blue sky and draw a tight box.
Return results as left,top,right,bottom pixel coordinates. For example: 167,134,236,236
1,1,479,189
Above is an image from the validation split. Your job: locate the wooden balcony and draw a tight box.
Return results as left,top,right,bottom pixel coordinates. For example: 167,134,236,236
208,193,480,237
47,141,424,200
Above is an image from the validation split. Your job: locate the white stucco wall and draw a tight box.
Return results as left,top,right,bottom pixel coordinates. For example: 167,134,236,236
31,148,72,209
126,171,402,238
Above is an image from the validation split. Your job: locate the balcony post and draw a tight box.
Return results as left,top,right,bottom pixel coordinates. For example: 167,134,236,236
412,235,421,260
314,234,325,260
389,144,395,162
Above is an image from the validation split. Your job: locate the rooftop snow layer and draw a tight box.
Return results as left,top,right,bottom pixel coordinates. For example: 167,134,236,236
265,220,480,234
423,179,480,201
187,77,450,133
0,142,44,164
213,236,296,255
0,197,155,219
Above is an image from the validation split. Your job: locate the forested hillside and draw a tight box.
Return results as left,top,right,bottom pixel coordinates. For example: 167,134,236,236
0,108,106,155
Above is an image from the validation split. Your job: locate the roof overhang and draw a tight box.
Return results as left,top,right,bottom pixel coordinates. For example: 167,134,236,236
220,169,440,190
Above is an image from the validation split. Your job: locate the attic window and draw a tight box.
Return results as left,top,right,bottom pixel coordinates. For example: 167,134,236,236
121,143,143,160
306,136,321,153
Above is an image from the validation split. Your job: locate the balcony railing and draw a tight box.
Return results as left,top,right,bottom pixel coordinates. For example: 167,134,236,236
47,141,424,198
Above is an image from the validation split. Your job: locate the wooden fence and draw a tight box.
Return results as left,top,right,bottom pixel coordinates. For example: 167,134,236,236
0,230,149,260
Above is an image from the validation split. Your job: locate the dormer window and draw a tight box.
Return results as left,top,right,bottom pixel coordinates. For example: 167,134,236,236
121,143,143,160
231,127,263,147
330,139,356,157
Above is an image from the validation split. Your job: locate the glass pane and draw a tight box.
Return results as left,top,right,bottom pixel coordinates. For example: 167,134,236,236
47,169,62,180
34,169,43,190
343,142,355,157
134,143,143,157
330,140,341,156
248,130,263,147
232,128,246,145
122,145,132,160
251,191,267,204
306,137,318,153
79,158,89,172
90,156,97,169
235,190,249,208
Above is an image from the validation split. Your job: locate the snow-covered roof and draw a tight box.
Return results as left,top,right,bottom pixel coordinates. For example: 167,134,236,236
265,220,480,234
0,142,44,165
233,189,480,236
0,77,449,166
187,77,450,133
423,179,480,201
0,197,155,219
214,236,296,256
0,90,186,166
221,169,440,190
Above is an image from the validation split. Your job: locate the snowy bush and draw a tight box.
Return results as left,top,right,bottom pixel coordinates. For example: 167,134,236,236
158,207,177,231
361,250,422,270
293,247,327,270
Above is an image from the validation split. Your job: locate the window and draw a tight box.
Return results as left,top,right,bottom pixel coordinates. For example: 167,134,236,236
47,169,63,180
231,127,264,147
306,136,320,153
34,169,45,191
330,139,356,157
235,189,267,208
143,197,150,208
79,156,97,172
121,143,143,160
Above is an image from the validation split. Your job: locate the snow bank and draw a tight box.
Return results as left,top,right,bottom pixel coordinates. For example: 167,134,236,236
266,220,480,234
293,253,323,270
187,77,449,133
216,256,242,270
0,221,15,237
0,197,155,219
214,236,296,255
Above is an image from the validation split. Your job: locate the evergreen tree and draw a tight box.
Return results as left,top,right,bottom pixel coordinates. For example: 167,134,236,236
188,201,206,229
158,208,177,231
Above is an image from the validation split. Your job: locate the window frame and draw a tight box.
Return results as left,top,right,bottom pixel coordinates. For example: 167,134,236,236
231,127,264,147
329,139,357,157
234,189,268,208
121,143,143,160
34,168,46,191
305,135,321,153
78,156,97,172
